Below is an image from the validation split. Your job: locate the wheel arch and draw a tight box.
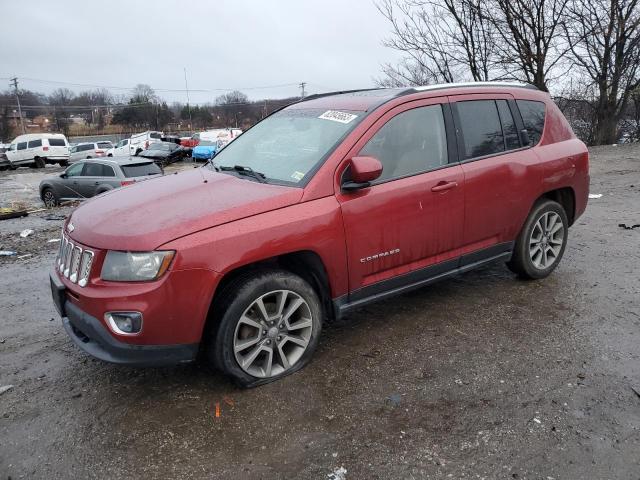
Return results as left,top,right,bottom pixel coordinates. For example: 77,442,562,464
538,187,576,226
202,250,335,341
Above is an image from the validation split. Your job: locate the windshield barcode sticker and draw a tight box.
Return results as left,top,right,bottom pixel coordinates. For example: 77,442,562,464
318,110,358,124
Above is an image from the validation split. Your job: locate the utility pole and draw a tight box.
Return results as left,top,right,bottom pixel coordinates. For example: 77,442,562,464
299,81,306,99
10,77,26,134
184,67,193,133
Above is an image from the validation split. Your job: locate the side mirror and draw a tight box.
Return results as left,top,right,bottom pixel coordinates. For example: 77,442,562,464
60,173,67,179
342,156,383,192
520,129,531,146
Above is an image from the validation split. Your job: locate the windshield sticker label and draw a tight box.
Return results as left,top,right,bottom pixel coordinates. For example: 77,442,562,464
318,110,358,124
291,171,305,181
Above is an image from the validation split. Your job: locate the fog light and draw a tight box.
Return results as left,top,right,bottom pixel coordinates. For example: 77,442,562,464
105,312,143,335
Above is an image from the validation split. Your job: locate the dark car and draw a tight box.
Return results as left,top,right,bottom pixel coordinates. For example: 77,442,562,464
39,157,162,207
137,141,187,165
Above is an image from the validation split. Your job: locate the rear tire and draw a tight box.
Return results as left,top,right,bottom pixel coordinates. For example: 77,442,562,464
42,188,59,208
59,160,68,167
508,199,568,279
34,157,45,169
208,269,323,388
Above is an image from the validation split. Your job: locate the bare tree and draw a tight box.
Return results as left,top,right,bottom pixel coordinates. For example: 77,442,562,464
377,0,572,91
490,0,571,91
376,0,498,86
564,0,640,144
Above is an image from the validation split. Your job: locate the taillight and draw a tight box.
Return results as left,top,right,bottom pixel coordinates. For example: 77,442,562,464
95,149,105,156
121,180,135,186
43,146,49,151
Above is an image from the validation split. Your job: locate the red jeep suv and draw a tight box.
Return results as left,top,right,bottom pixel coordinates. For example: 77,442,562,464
50,82,589,387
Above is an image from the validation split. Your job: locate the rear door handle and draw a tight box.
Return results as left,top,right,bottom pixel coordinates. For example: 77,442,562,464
431,181,458,192
94,181,100,185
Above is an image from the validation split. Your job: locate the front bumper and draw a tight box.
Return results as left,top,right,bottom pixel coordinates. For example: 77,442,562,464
51,270,198,367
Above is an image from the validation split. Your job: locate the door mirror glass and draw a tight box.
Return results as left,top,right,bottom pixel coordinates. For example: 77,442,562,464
60,173,67,178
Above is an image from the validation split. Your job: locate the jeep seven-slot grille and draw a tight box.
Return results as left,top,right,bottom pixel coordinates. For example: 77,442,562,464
57,233,94,287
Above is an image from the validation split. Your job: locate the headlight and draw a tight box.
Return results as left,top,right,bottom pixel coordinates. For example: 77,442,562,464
100,250,175,282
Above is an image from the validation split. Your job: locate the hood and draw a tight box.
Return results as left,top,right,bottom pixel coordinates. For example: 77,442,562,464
68,168,303,251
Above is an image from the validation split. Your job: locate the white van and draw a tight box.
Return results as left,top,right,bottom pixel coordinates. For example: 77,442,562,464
6,133,70,168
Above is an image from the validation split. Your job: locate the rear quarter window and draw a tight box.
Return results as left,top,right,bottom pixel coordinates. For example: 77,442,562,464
120,162,162,178
516,100,546,146
48,138,66,147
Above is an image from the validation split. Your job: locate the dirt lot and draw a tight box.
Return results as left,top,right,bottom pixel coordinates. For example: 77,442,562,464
0,147,639,479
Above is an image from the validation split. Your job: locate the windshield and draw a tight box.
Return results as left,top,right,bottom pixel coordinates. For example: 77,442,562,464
207,108,362,185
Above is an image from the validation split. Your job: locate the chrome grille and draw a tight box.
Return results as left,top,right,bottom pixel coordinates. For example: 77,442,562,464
56,233,94,287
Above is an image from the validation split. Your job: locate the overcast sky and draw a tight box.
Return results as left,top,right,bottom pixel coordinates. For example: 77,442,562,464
0,0,402,104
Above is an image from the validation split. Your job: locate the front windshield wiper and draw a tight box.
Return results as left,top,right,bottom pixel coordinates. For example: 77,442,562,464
204,158,220,171
220,165,267,183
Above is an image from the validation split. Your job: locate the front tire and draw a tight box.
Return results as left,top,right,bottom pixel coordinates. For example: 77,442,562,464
508,199,568,279
34,157,45,168
42,188,59,208
209,270,323,388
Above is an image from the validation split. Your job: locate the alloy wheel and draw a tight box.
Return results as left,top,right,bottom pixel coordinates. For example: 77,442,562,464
43,190,57,208
529,211,564,269
233,289,313,378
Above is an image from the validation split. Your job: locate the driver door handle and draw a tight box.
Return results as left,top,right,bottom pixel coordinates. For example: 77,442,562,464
431,181,458,192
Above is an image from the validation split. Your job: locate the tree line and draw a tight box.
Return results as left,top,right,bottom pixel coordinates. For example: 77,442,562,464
377,0,640,145
0,84,297,140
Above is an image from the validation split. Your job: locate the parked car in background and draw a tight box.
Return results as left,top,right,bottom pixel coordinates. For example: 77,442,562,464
180,134,199,149
191,128,243,161
50,82,589,387
191,139,218,160
107,138,131,157
39,157,162,207
138,141,187,165
5,133,69,168
69,141,113,162
130,131,163,155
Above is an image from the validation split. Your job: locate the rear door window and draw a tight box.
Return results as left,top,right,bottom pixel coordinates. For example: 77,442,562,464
82,162,104,176
48,138,66,147
516,100,546,146
455,100,505,160
28,139,42,148
120,162,162,178
101,165,116,177
496,100,521,150
17,142,27,150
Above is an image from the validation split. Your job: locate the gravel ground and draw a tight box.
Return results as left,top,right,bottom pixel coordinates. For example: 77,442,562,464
0,145,639,479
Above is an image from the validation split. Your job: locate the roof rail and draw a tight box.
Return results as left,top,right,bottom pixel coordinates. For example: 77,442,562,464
296,88,383,104
410,81,539,92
